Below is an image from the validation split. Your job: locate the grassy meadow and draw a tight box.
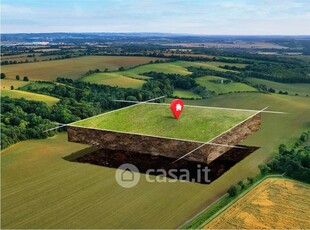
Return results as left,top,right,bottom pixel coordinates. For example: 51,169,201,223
247,77,310,96
1,90,59,106
2,93,310,228
196,76,257,94
81,72,146,89
174,93,310,175
1,56,165,81
172,88,202,99
72,103,253,142
205,178,310,229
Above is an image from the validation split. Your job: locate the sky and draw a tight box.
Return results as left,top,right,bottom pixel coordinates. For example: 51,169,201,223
1,0,310,35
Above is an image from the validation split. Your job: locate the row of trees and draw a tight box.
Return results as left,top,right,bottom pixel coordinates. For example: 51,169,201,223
227,130,310,197
265,131,310,182
1,73,29,81
143,71,211,98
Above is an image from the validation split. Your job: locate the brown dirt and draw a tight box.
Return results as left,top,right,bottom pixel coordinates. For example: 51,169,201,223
64,145,259,184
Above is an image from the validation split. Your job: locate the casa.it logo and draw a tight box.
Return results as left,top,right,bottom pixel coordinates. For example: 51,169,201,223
115,163,211,188
115,163,140,188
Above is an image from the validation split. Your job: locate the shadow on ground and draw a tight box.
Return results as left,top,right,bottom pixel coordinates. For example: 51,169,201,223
64,145,259,184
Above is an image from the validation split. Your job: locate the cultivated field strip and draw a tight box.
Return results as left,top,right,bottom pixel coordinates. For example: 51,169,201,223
205,178,310,229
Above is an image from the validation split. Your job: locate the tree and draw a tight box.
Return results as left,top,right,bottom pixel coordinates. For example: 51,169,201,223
126,96,138,101
279,144,287,155
247,177,254,184
258,164,270,175
1,73,6,79
10,85,14,90
238,180,245,189
118,66,125,71
23,76,29,81
299,132,309,142
227,185,241,197
104,68,108,72
16,75,20,80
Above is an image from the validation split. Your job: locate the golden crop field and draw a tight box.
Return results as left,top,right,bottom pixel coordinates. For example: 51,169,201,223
1,90,59,106
1,56,165,81
205,178,310,229
1,79,31,90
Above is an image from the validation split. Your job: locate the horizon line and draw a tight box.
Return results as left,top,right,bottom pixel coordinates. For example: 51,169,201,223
2,32,310,37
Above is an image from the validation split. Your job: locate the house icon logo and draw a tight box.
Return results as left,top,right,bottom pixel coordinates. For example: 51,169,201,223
115,163,140,188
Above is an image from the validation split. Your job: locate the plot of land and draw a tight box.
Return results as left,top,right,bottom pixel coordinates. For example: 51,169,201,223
81,72,145,89
1,56,165,81
247,77,310,96
205,178,310,229
196,76,257,94
1,53,61,63
81,61,246,87
1,79,30,90
1,90,59,106
172,88,202,99
72,103,254,142
2,93,310,228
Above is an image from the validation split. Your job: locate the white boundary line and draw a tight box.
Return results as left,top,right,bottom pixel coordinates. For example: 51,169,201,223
171,106,268,164
45,97,281,153
44,124,67,132
45,95,167,132
114,99,143,103
111,99,286,114
147,102,286,114
67,95,167,126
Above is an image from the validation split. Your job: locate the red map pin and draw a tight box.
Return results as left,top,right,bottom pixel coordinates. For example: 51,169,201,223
170,99,184,119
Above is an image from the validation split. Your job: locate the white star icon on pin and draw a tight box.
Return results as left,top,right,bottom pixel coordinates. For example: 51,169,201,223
176,104,182,111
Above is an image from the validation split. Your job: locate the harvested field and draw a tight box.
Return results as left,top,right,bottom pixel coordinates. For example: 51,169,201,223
1,79,30,90
205,178,310,229
1,56,165,81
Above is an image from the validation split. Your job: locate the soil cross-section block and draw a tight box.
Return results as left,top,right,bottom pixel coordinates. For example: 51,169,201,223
67,103,261,164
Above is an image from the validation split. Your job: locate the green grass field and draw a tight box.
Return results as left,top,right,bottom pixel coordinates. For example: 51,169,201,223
72,103,253,142
20,82,57,91
1,56,165,81
81,61,246,87
247,77,310,96
81,72,146,89
80,61,192,87
1,90,59,106
172,89,202,99
175,61,246,72
174,93,310,175
196,76,257,94
2,93,310,229
1,79,31,90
